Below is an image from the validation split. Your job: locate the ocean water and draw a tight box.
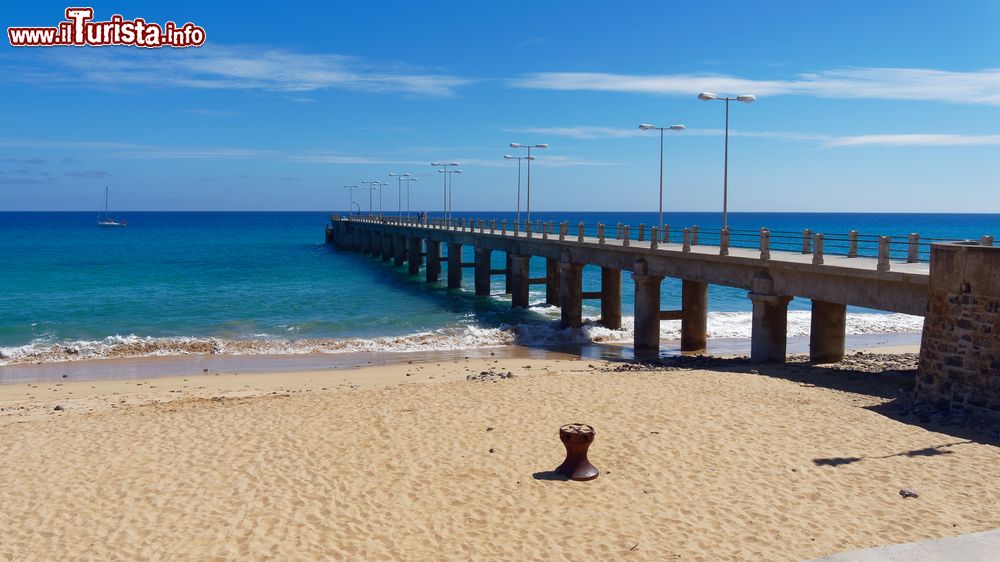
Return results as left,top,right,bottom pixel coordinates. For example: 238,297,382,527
1,211,996,365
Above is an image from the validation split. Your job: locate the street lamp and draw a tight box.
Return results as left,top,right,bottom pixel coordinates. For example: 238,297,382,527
430,162,460,220
369,180,387,216
698,91,756,229
361,181,378,216
438,169,463,221
508,143,547,223
343,184,359,215
638,123,685,235
388,172,411,218
503,154,534,224
402,176,418,218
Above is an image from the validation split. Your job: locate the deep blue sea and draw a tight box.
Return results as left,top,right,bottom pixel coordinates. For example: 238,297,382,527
1,211,997,364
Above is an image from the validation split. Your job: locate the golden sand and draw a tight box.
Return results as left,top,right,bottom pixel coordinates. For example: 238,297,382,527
1,355,998,560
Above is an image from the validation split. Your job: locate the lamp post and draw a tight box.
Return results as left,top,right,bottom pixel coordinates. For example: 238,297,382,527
638,123,685,235
343,184,359,215
438,169,463,221
697,92,756,230
503,154,534,225
508,143,547,223
430,162,460,220
370,180,387,216
402,176,418,219
388,172,411,218
361,182,378,216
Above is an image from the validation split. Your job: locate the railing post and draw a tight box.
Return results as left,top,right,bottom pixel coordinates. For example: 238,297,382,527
691,225,699,245
650,227,659,249
848,230,858,257
598,223,606,245
513,220,519,237
526,220,533,238
638,223,645,242
577,222,585,242
662,224,670,244
535,221,541,238
682,227,691,252
491,219,496,234
542,223,549,240
616,223,623,240
982,235,995,247
906,233,919,263
720,227,730,256
877,236,891,272
622,225,630,247
501,220,507,236
802,229,812,254
812,233,824,265
559,222,567,241
760,228,771,260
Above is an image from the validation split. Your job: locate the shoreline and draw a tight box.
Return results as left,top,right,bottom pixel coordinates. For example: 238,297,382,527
0,331,922,385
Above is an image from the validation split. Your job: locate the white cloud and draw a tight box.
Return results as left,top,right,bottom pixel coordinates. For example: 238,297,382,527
8,45,471,97
825,134,1000,147
511,67,1000,106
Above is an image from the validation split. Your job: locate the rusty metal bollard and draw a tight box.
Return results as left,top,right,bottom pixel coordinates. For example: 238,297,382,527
555,423,599,481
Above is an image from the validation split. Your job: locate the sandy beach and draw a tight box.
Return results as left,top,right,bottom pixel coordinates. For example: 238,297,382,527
1,349,998,561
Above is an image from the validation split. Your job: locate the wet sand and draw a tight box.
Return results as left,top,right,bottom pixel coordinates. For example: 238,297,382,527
1,349,998,561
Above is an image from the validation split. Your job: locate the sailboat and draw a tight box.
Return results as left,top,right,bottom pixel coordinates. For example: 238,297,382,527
96,186,127,227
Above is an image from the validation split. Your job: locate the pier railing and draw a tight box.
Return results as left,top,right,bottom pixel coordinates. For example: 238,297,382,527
335,214,992,271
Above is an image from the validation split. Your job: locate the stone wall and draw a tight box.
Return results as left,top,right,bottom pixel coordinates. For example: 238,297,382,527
917,241,1000,414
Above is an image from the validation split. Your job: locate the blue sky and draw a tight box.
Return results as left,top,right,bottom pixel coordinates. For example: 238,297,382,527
2,0,999,212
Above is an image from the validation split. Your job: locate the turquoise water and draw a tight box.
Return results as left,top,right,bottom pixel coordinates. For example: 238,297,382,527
1,211,996,363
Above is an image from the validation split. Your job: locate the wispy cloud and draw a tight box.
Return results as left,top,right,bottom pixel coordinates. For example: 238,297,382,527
6,45,472,97
2,156,47,164
65,169,109,178
510,67,1000,106
825,134,1000,147
183,109,242,118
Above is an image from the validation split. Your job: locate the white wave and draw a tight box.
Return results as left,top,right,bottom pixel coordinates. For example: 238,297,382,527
0,311,923,366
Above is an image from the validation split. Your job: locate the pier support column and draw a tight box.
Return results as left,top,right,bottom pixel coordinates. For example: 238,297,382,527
408,237,422,275
546,258,561,306
393,235,406,267
559,259,583,328
600,267,622,329
474,247,492,296
749,272,793,364
426,240,442,283
681,280,708,352
505,254,513,294
447,243,462,289
511,254,531,309
809,300,846,363
632,260,664,358
380,233,392,262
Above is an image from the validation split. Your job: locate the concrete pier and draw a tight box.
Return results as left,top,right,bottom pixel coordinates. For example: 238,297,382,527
474,246,492,296
505,254,513,294
632,260,664,357
681,280,708,352
408,237,422,275
380,233,392,262
559,257,583,328
447,243,462,289
749,272,793,364
426,240,442,283
600,267,622,329
546,258,561,306
809,300,846,363
393,234,406,267
511,254,531,308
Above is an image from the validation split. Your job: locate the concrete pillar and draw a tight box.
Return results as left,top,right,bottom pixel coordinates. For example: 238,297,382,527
510,254,531,308
600,267,622,329
681,280,708,352
426,240,441,283
447,243,462,289
559,260,583,328
408,237,422,275
504,253,513,294
632,261,663,357
474,247,492,296
380,233,391,262
809,300,846,363
749,272,793,364
393,234,406,267
545,258,561,306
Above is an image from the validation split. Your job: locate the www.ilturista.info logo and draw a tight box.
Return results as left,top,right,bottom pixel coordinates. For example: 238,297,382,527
8,8,206,48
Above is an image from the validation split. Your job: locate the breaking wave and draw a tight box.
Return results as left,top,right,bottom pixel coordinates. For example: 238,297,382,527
0,311,923,366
